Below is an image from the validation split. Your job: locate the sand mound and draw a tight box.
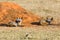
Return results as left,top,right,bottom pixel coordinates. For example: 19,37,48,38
0,2,40,25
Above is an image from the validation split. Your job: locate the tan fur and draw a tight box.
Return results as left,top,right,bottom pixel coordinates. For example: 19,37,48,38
40,16,54,25
8,21,17,27
40,17,48,25
18,21,22,26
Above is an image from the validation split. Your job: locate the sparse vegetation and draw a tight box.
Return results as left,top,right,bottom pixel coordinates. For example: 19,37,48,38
0,26,59,40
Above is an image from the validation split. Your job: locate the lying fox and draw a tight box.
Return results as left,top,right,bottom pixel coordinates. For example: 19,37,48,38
8,17,23,27
8,21,17,27
40,16,53,25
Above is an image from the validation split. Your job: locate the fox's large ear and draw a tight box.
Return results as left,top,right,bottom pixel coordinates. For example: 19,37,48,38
21,17,23,19
51,17,53,20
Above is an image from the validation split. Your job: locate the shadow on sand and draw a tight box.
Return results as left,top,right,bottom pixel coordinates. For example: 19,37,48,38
31,22,60,26
31,22,41,25
0,22,60,27
0,24,24,27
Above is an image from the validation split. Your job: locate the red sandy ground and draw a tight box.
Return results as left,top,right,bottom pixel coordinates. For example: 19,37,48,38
0,2,40,25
